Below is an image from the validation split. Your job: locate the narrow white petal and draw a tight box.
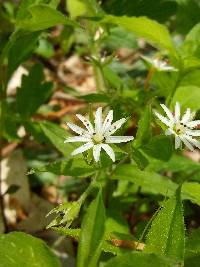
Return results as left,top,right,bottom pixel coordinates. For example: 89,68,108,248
181,108,191,124
106,136,134,143
175,136,181,149
161,66,178,72
76,114,94,134
101,144,115,162
175,102,180,122
160,104,174,122
185,130,200,137
95,107,103,133
104,118,126,137
154,111,172,127
71,142,93,155
67,122,90,137
165,128,174,135
64,136,91,143
183,135,200,149
93,144,102,162
179,136,194,151
186,120,200,128
102,110,113,134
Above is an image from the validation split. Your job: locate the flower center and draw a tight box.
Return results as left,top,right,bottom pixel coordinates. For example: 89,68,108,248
175,123,185,135
93,132,104,144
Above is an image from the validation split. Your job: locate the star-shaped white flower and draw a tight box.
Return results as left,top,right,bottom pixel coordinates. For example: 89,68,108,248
141,56,178,72
154,102,200,151
64,107,134,162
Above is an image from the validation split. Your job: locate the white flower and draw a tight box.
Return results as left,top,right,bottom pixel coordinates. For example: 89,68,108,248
64,107,134,162
154,102,200,151
141,56,178,72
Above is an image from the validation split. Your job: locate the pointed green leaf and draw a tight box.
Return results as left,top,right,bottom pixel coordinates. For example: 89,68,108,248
40,121,76,156
77,190,106,267
102,15,177,56
17,4,78,31
0,232,61,267
16,64,53,119
134,105,152,148
144,188,185,263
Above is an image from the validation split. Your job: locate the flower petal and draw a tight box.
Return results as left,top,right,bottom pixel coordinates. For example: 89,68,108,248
165,128,175,135
106,136,134,143
95,107,103,133
186,120,200,128
102,110,113,134
181,108,191,124
154,111,172,127
160,104,174,122
71,142,93,155
101,144,115,162
93,144,102,162
185,130,200,137
76,114,94,134
104,118,126,137
67,122,90,137
64,136,91,143
183,135,200,149
175,102,180,122
175,136,181,149
179,136,194,151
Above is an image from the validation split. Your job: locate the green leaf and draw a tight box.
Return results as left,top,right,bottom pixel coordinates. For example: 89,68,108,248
40,121,76,156
182,23,200,58
102,15,177,56
134,106,152,148
16,64,53,119
112,163,200,206
132,148,149,170
104,251,176,267
17,4,78,31
0,232,61,267
172,85,200,111
30,157,96,177
7,31,40,78
144,188,185,263
142,135,173,161
77,190,106,267
112,164,177,196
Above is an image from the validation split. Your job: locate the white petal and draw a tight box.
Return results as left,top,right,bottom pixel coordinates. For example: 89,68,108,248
183,135,200,149
95,107,103,133
102,110,113,134
106,136,134,143
175,102,180,122
64,136,91,143
175,136,181,149
160,104,174,122
101,144,115,162
181,108,191,124
179,136,194,151
71,142,93,155
185,130,200,137
67,122,90,137
76,114,94,134
104,118,126,137
93,144,102,162
154,111,172,127
186,120,200,128
161,66,178,72
165,128,175,135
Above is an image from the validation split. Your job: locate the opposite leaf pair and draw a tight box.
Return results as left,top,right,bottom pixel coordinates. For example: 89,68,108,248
64,104,200,162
